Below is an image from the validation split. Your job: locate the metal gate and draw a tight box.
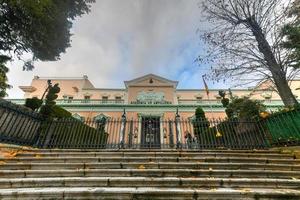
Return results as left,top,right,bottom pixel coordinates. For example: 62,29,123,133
141,117,161,149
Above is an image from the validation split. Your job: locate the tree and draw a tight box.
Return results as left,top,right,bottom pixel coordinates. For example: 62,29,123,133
198,0,299,107
0,0,94,95
218,90,230,108
24,80,72,118
282,0,300,69
0,55,11,97
40,82,60,118
193,107,209,138
225,97,266,120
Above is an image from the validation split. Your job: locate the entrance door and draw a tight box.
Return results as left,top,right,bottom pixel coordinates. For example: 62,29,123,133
141,117,161,148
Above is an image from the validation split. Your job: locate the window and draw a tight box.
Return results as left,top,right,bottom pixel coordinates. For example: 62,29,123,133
115,96,122,103
102,96,108,103
83,96,90,103
63,96,73,103
68,96,73,103
196,96,202,103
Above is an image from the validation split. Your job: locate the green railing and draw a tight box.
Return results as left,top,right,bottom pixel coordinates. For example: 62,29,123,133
7,98,291,107
265,109,300,145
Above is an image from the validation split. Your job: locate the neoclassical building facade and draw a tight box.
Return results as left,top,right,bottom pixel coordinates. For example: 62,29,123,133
11,74,300,121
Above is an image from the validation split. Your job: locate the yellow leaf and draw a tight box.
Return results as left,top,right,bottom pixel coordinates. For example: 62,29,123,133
138,165,145,170
0,161,6,165
216,131,222,137
1,150,19,158
240,189,251,193
291,177,298,180
35,154,41,158
209,168,213,171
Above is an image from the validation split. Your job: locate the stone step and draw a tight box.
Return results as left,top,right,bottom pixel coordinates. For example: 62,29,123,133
0,187,299,200
15,151,295,159
0,177,300,189
17,148,282,153
2,156,299,164
1,169,299,178
0,162,299,171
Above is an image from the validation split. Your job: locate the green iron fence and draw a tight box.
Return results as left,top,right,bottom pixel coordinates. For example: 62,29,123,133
265,109,300,146
0,99,299,149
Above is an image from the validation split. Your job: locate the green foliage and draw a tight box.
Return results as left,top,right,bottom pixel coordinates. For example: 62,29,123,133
44,119,108,148
218,90,230,108
51,105,72,118
193,107,210,138
225,97,266,120
24,97,43,111
268,104,300,117
195,107,206,120
0,55,11,97
40,83,61,118
0,0,95,69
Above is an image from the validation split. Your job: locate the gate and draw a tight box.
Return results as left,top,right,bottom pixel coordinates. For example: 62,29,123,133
141,117,161,149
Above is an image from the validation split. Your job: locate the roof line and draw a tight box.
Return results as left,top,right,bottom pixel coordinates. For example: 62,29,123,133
33,75,88,80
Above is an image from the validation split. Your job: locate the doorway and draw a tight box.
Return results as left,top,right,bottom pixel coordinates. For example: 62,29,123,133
141,117,161,148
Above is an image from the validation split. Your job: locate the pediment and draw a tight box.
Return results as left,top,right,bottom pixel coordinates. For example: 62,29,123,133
124,74,178,88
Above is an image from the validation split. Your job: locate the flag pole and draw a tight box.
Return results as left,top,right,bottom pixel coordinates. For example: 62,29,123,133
202,75,222,137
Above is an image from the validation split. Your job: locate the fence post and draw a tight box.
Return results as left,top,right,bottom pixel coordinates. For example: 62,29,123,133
119,109,127,149
168,120,174,148
128,119,133,148
42,119,56,148
175,108,182,149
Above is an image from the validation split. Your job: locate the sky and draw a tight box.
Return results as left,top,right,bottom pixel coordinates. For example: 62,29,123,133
6,0,227,98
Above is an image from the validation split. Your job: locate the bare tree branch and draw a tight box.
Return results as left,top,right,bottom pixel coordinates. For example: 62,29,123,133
198,0,299,106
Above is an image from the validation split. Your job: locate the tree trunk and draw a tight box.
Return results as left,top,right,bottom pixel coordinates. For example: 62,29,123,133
248,19,298,107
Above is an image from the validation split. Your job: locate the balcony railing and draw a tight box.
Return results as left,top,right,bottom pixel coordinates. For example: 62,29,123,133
6,98,290,107
7,99,125,105
57,99,125,105
178,99,222,105
177,99,287,106
130,100,172,105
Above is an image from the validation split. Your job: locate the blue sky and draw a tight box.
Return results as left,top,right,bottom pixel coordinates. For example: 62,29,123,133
6,0,230,98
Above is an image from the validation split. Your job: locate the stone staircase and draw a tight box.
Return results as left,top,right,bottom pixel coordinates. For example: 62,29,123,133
0,148,300,199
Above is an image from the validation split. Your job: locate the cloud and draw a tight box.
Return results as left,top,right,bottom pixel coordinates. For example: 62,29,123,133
7,0,215,98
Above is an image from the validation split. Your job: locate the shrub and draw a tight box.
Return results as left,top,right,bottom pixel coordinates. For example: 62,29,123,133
219,90,230,108
52,105,72,118
225,97,266,120
193,107,210,139
40,83,61,119
24,97,43,111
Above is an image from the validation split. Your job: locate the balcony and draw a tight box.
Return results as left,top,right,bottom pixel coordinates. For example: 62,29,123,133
130,100,172,105
6,98,290,107
177,99,287,107
178,99,222,105
7,99,125,105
